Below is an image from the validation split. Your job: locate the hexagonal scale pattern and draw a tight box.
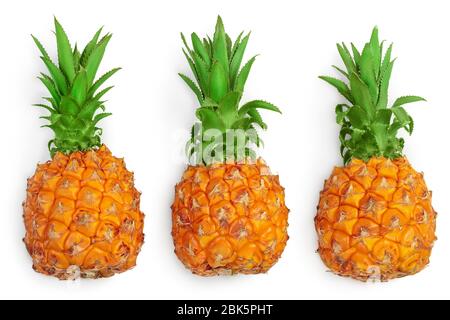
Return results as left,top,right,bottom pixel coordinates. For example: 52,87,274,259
315,157,437,281
23,145,144,280
172,159,289,276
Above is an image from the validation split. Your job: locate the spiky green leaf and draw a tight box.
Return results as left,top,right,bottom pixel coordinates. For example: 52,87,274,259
86,34,111,85
93,112,112,125
247,108,267,129
70,69,88,105
319,76,354,103
179,73,203,104
191,33,211,67
349,72,374,116
392,96,426,108
41,57,68,95
196,107,225,131
80,27,103,67
377,60,394,109
337,43,356,74
209,62,228,103
54,18,76,82
238,100,281,117
234,56,256,93
218,92,240,126
213,16,229,75
229,33,250,88
88,67,120,97
38,75,61,105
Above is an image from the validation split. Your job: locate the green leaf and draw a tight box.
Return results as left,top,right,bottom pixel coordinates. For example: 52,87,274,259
70,69,88,105
60,96,80,116
229,33,250,88
388,120,403,137
392,95,426,107
65,117,81,131
93,112,112,125
338,126,352,148
204,37,213,56
191,51,210,94
40,115,52,122
32,35,51,61
319,76,354,103
337,43,356,74
226,34,232,58
349,72,374,116
359,43,378,104
377,60,394,109
51,114,63,124
73,44,81,71
80,27,103,67
94,86,113,101
332,65,349,78
234,55,257,93
371,123,388,152
179,73,203,104
369,26,381,77
375,109,392,125
351,43,361,66
218,92,240,126
231,118,251,130
247,108,267,129
182,48,200,88
42,114,63,126
196,107,225,131
380,44,393,81
43,97,58,110
230,31,244,61
209,61,228,103
88,67,120,97
77,100,102,121
201,97,219,109
41,57,68,95
38,74,61,105
407,116,414,134
392,106,411,126
213,16,229,75
86,33,112,86
335,104,350,124
191,32,211,67
54,18,76,82
34,104,56,114
181,32,192,54
238,100,281,117
346,105,369,129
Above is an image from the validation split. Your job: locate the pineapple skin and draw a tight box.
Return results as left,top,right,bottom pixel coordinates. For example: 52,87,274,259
172,159,289,276
315,157,436,282
23,145,144,280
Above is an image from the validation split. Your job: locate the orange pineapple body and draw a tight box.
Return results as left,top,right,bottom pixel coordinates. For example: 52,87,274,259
23,146,144,280
315,157,436,281
172,159,289,276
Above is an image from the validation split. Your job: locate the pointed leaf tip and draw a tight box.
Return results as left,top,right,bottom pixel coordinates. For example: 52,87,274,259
392,95,427,107
216,15,224,26
54,18,76,82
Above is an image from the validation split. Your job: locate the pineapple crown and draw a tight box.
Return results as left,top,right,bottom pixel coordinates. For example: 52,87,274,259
180,16,281,165
320,27,426,164
33,18,120,157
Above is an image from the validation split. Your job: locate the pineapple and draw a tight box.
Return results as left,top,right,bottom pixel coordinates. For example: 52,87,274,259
171,17,289,276
23,19,144,280
315,27,437,281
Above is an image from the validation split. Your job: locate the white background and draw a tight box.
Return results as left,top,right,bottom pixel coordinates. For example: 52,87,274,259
0,0,448,300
